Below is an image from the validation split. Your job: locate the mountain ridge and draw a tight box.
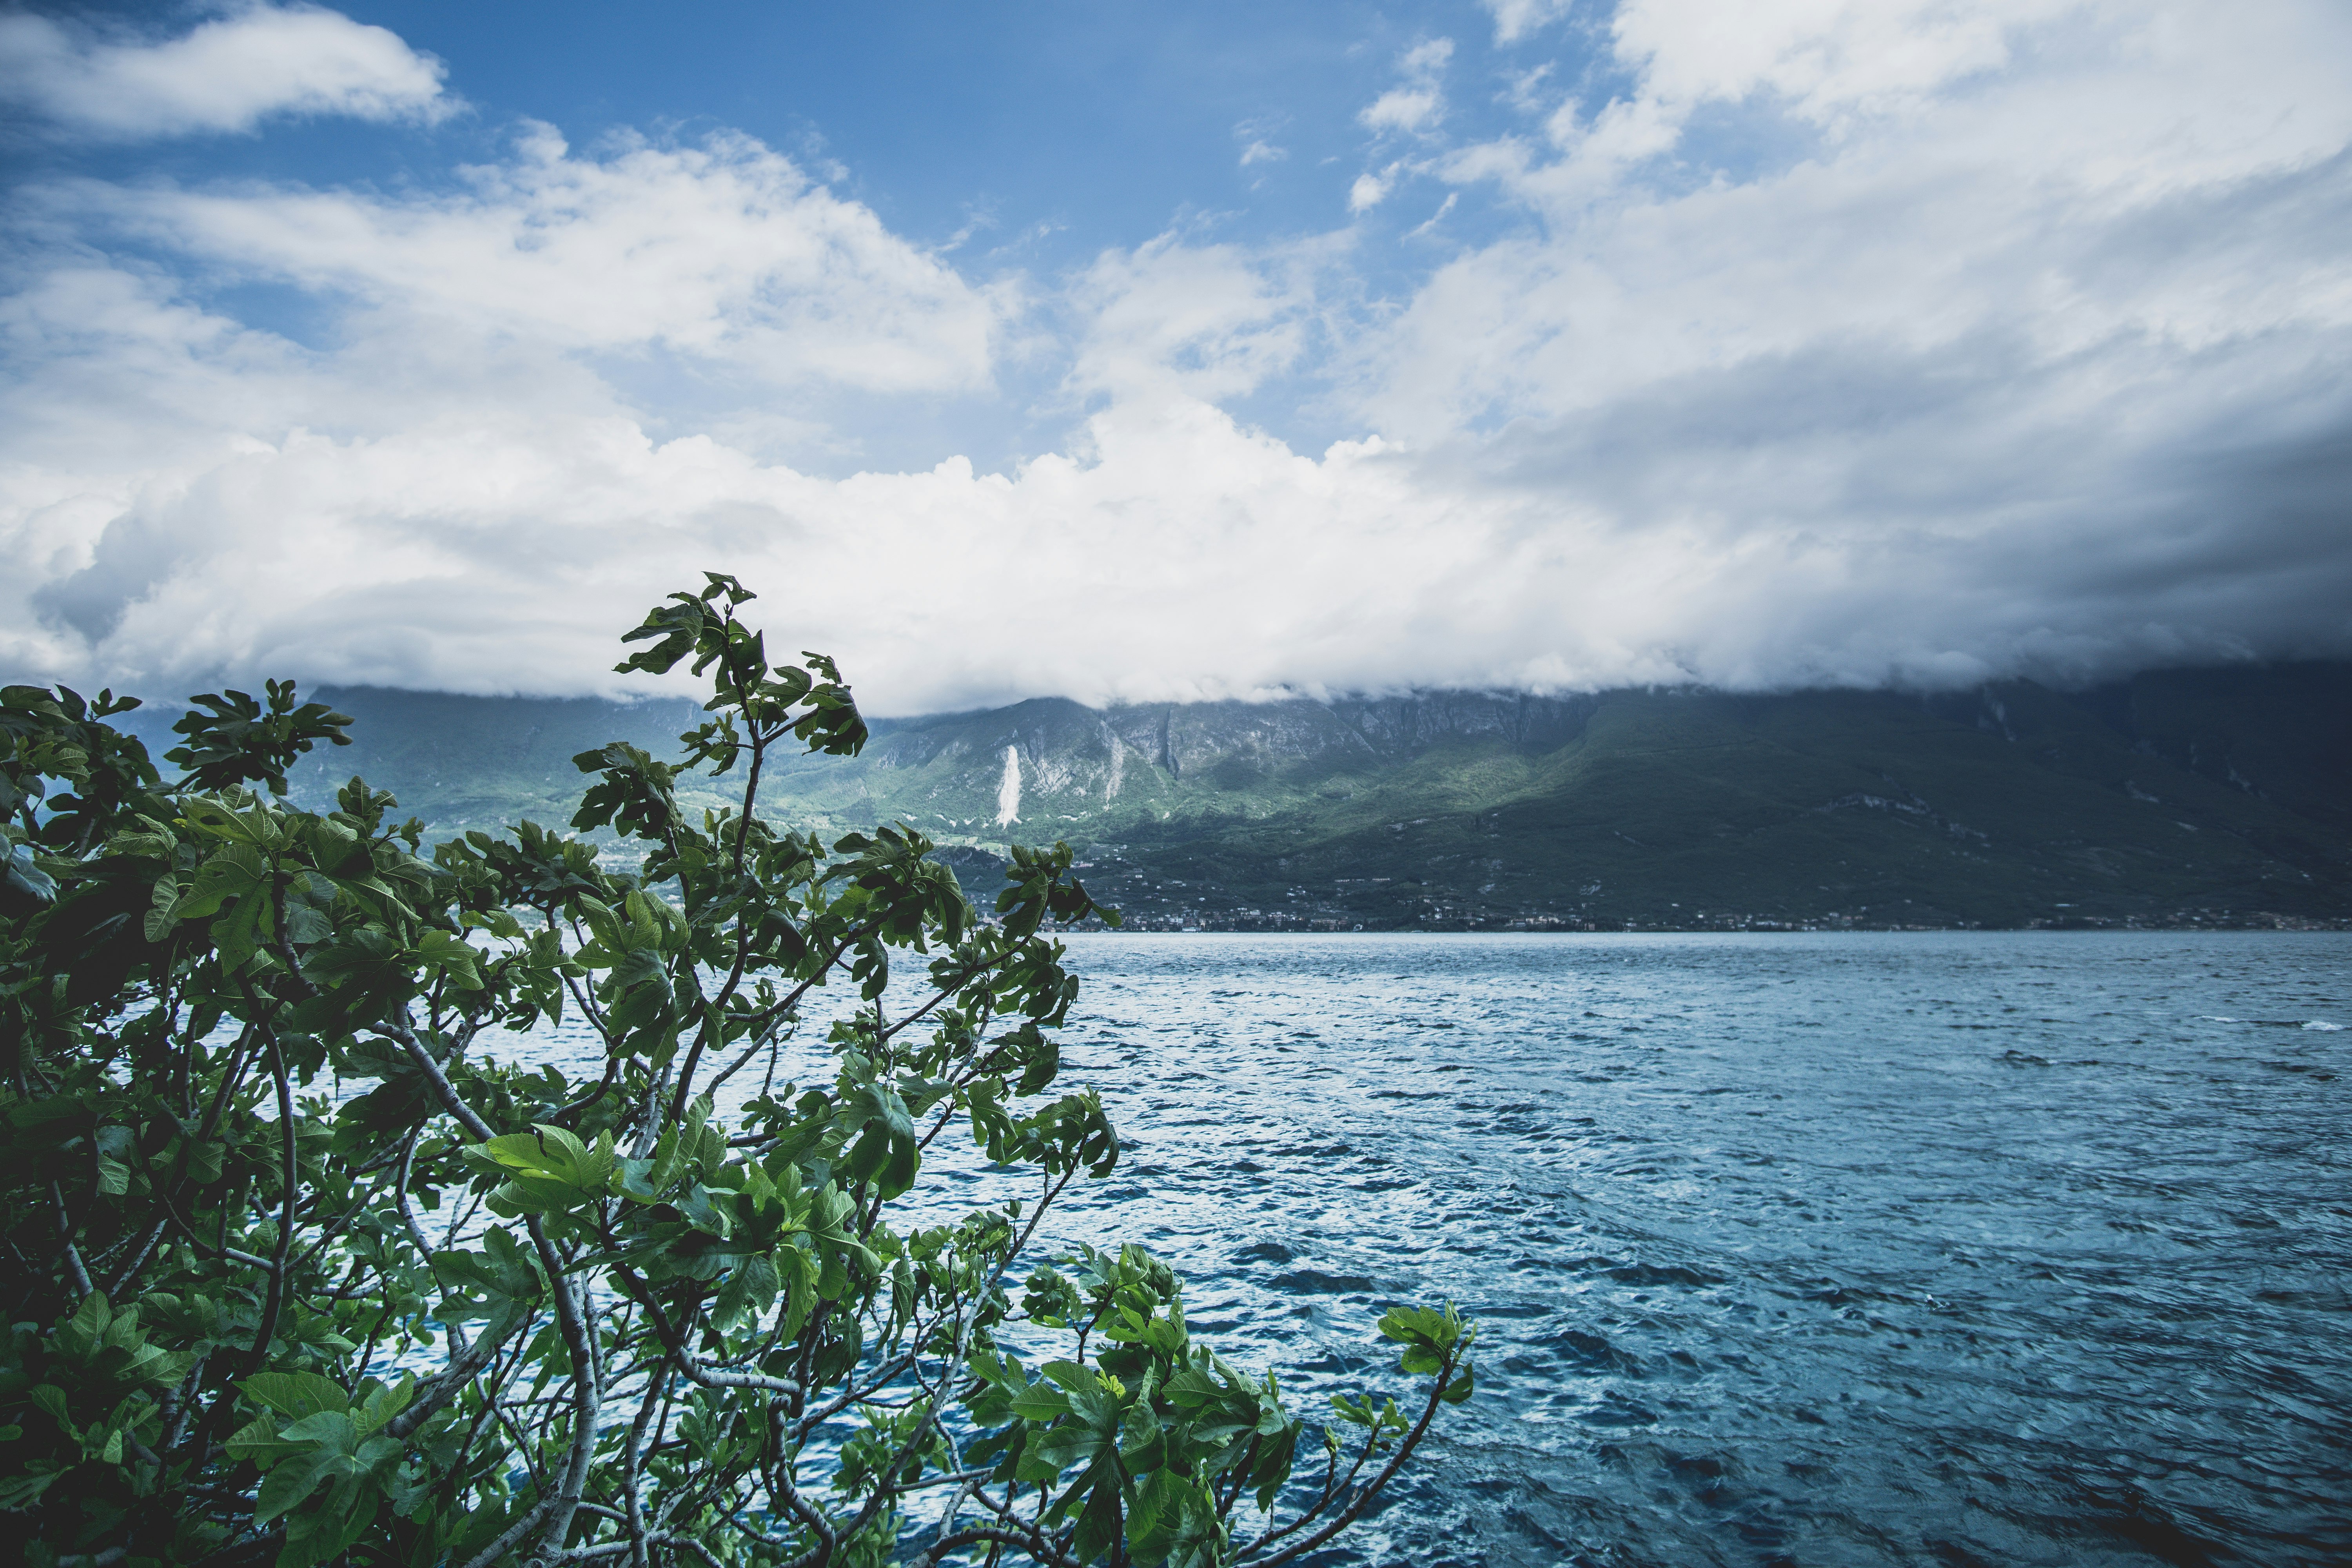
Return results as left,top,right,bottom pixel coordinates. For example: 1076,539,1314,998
104,663,2352,931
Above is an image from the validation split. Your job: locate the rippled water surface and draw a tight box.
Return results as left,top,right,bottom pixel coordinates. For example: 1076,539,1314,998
1017,933,2350,1568
499,931,2351,1565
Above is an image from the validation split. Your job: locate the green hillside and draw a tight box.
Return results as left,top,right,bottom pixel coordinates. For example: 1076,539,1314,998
1083,681,2352,931
110,665,2352,930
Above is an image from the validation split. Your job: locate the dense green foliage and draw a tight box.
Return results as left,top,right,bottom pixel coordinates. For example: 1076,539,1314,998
0,575,1474,1568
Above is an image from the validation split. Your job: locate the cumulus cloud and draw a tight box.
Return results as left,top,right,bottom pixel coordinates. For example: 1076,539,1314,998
1360,88,1441,134
3,0,2350,715
1485,0,1577,46
0,3,451,140
1359,38,1454,136
1065,237,1316,403
1384,0,2352,431
46,124,1000,394
1347,168,1395,213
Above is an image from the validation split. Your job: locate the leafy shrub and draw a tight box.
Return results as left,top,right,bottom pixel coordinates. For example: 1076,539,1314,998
0,574,1474,1567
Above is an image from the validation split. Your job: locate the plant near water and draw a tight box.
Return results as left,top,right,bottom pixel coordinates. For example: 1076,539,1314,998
0,574,1475,1568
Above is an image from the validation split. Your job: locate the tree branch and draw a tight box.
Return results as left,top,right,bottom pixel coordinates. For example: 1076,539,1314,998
1238,1344,1466,1568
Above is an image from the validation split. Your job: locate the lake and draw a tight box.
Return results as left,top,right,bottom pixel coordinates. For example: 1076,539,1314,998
1022,932,2351,1568
503,929,2350,1566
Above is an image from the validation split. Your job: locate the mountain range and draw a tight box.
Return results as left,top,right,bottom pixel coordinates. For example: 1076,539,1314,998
114,663,2352,931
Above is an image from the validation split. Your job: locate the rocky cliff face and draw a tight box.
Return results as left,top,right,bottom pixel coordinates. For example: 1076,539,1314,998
813,690,1612,837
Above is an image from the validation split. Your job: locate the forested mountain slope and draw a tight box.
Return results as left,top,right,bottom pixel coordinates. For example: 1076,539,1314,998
111,664,2352,929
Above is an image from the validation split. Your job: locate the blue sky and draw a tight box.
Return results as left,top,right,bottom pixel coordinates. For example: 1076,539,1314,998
40,5,1538,257
3,1,2349,712
15,2,1625,467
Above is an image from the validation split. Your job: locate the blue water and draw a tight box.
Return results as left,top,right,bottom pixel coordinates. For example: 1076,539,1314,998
488,930,2352,1565
1016,933,2352,1568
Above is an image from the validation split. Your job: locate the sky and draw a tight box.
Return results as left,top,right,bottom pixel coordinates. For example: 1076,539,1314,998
2,1,2348,715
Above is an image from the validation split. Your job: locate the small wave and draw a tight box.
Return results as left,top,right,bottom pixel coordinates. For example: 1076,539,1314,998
1269,1268,1379,1295
1609,1263,1727,1288
1230,1241,1293,1265
1576,1395,1660,1427
2304,1020,2344,1031
1546,1328,1643,1373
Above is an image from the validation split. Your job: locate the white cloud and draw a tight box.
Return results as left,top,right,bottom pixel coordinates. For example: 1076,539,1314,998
1485,0,1577,45
5,1,2352,717
0,3,451,140
1234,115,1289,168
47,125,1002,396
1382,0,2352,434
1613,0,2072,125
1358,38,1453,136
1360,88,1441,134
1065,236,1315,403
1399,39,1456,75
1,120,1013,700
1350,40,1454,211
1500,63,1556,114
21,331,2343,717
